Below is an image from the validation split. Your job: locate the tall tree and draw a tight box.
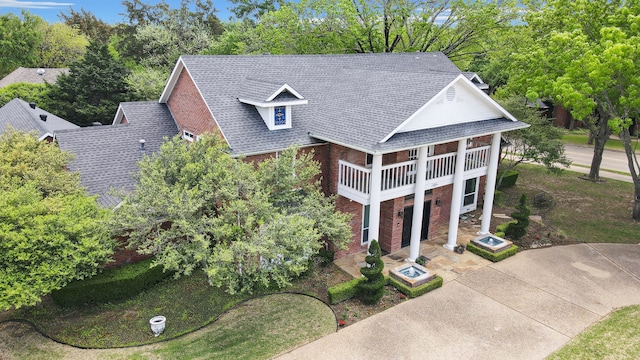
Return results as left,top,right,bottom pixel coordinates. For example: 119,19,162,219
36,22,89,68
0,130,114,310
58,7,114,44
47,42,130,126
496,95,571,188
110,134,351,294
0,11,44,77
0,83,51,109
508,0,640,219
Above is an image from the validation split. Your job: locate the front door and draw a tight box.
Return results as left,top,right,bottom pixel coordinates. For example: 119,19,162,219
401,201,431,248
461,177,479,214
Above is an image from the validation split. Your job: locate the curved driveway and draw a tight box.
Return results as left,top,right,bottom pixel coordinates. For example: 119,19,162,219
278,244,640,359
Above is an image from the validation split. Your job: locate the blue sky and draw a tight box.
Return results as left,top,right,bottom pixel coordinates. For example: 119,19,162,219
0,0,236,24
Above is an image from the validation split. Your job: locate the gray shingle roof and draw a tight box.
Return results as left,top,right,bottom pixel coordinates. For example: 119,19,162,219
0,98,78,139
0,67,68,88
56,102,178,207
177,52,493,155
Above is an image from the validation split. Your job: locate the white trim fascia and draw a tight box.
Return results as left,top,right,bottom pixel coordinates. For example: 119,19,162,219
232,142,327,158
309,133,381,155
112,105,125,125
380,74,518,143
238,98,308,107
159,57,185,103
266,84,304,101
38,133,53,141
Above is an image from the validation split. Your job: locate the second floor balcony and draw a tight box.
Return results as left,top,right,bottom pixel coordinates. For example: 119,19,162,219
338,146,490,204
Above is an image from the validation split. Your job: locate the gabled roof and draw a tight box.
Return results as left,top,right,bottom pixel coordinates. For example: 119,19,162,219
160,53,526,155
56,102,178,207
0,67,68,88
0,98,78,140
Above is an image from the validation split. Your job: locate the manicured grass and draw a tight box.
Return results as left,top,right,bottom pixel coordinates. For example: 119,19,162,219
501,164,640,244
147,293,335,359
548,305,640,359
561,130,626,151
12,271,249,348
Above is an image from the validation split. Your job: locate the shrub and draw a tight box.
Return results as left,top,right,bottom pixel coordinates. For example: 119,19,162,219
357,240,385,304
505,194,530,239
495,220,516,238
498,170,519,188
466,243,519,262
328,278,364,304
317,249,335,267
389,275,443,299
51,258,170,307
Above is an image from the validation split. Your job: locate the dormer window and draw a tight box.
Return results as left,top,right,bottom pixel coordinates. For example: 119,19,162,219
238,79,308,131
274,106,286,126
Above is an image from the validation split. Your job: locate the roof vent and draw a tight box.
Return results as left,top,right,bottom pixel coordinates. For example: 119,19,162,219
39,114,47,122
139,139,146,151
446,86,456,101
36,68,45,75
29,102,36,109
92,122,102,126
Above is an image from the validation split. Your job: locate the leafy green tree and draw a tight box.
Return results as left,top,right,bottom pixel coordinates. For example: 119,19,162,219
0,11,44,77
126,66,169,101
495,95,571,188
110,134,351,295
223,0,517,65
58,7,115,44
229,0,284,19
0,83,51,108
508,0,640,219
505,194,530,239
47,42,130,126
0,130,114,310
37,22,89,68
358,239,385,304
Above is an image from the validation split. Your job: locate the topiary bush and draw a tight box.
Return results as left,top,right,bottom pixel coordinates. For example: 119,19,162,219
498,170,519,188
505,194,530,239
357,240,385,305
495,220,516,238
389,275,443,298
466,243,519,262
51,258,170,307
328,278,364,304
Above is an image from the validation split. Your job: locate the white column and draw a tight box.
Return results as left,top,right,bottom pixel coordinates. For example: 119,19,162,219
480,132,502,235
446,139,467,251
408,146,430,261
368,154,383,245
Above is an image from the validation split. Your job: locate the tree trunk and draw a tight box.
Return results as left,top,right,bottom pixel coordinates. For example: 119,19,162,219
587,115,611,181
618,128,640,220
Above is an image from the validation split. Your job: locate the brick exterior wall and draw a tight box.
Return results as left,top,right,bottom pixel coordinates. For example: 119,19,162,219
167,68,223,138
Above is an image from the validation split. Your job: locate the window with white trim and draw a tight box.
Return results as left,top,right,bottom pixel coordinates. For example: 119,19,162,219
183,130,195,142
365,153,373,168
361,205,370,244
408,148,418,160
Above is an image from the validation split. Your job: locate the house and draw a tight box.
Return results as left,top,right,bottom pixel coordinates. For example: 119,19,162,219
62,52,529,261
55,102,178,207
0,98,78,141
0,67,68,88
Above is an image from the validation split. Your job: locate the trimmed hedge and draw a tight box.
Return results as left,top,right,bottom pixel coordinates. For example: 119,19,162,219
498,170,519,188
466,243,519,262
495,220,516,238
389,275,443,299
328,278,364,304
51,258,170,307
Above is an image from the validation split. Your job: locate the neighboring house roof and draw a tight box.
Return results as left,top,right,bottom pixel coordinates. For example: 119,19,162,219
0,98,78,140
0,67,68,88
160,53,525,156
56,102,178,207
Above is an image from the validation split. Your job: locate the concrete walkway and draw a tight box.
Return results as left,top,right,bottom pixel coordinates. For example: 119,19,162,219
277,244,640,359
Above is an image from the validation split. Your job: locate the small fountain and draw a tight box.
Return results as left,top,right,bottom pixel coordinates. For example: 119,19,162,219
471,234,513,253
390,263,436,288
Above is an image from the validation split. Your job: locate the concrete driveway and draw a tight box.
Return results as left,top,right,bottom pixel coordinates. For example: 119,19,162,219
277,244,640,360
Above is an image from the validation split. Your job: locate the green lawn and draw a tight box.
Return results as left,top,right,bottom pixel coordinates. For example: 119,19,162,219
561,130,626,151
500,164,640,244
548,305,640,359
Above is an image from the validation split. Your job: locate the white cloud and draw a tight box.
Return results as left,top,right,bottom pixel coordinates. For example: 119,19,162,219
0,1,74,9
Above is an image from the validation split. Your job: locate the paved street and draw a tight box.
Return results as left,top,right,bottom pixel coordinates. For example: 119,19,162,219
563,143,632,182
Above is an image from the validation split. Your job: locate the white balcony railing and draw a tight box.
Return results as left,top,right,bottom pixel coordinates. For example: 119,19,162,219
337,146,490,204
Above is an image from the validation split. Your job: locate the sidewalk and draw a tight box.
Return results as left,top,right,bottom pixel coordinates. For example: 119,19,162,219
277,243,640,359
